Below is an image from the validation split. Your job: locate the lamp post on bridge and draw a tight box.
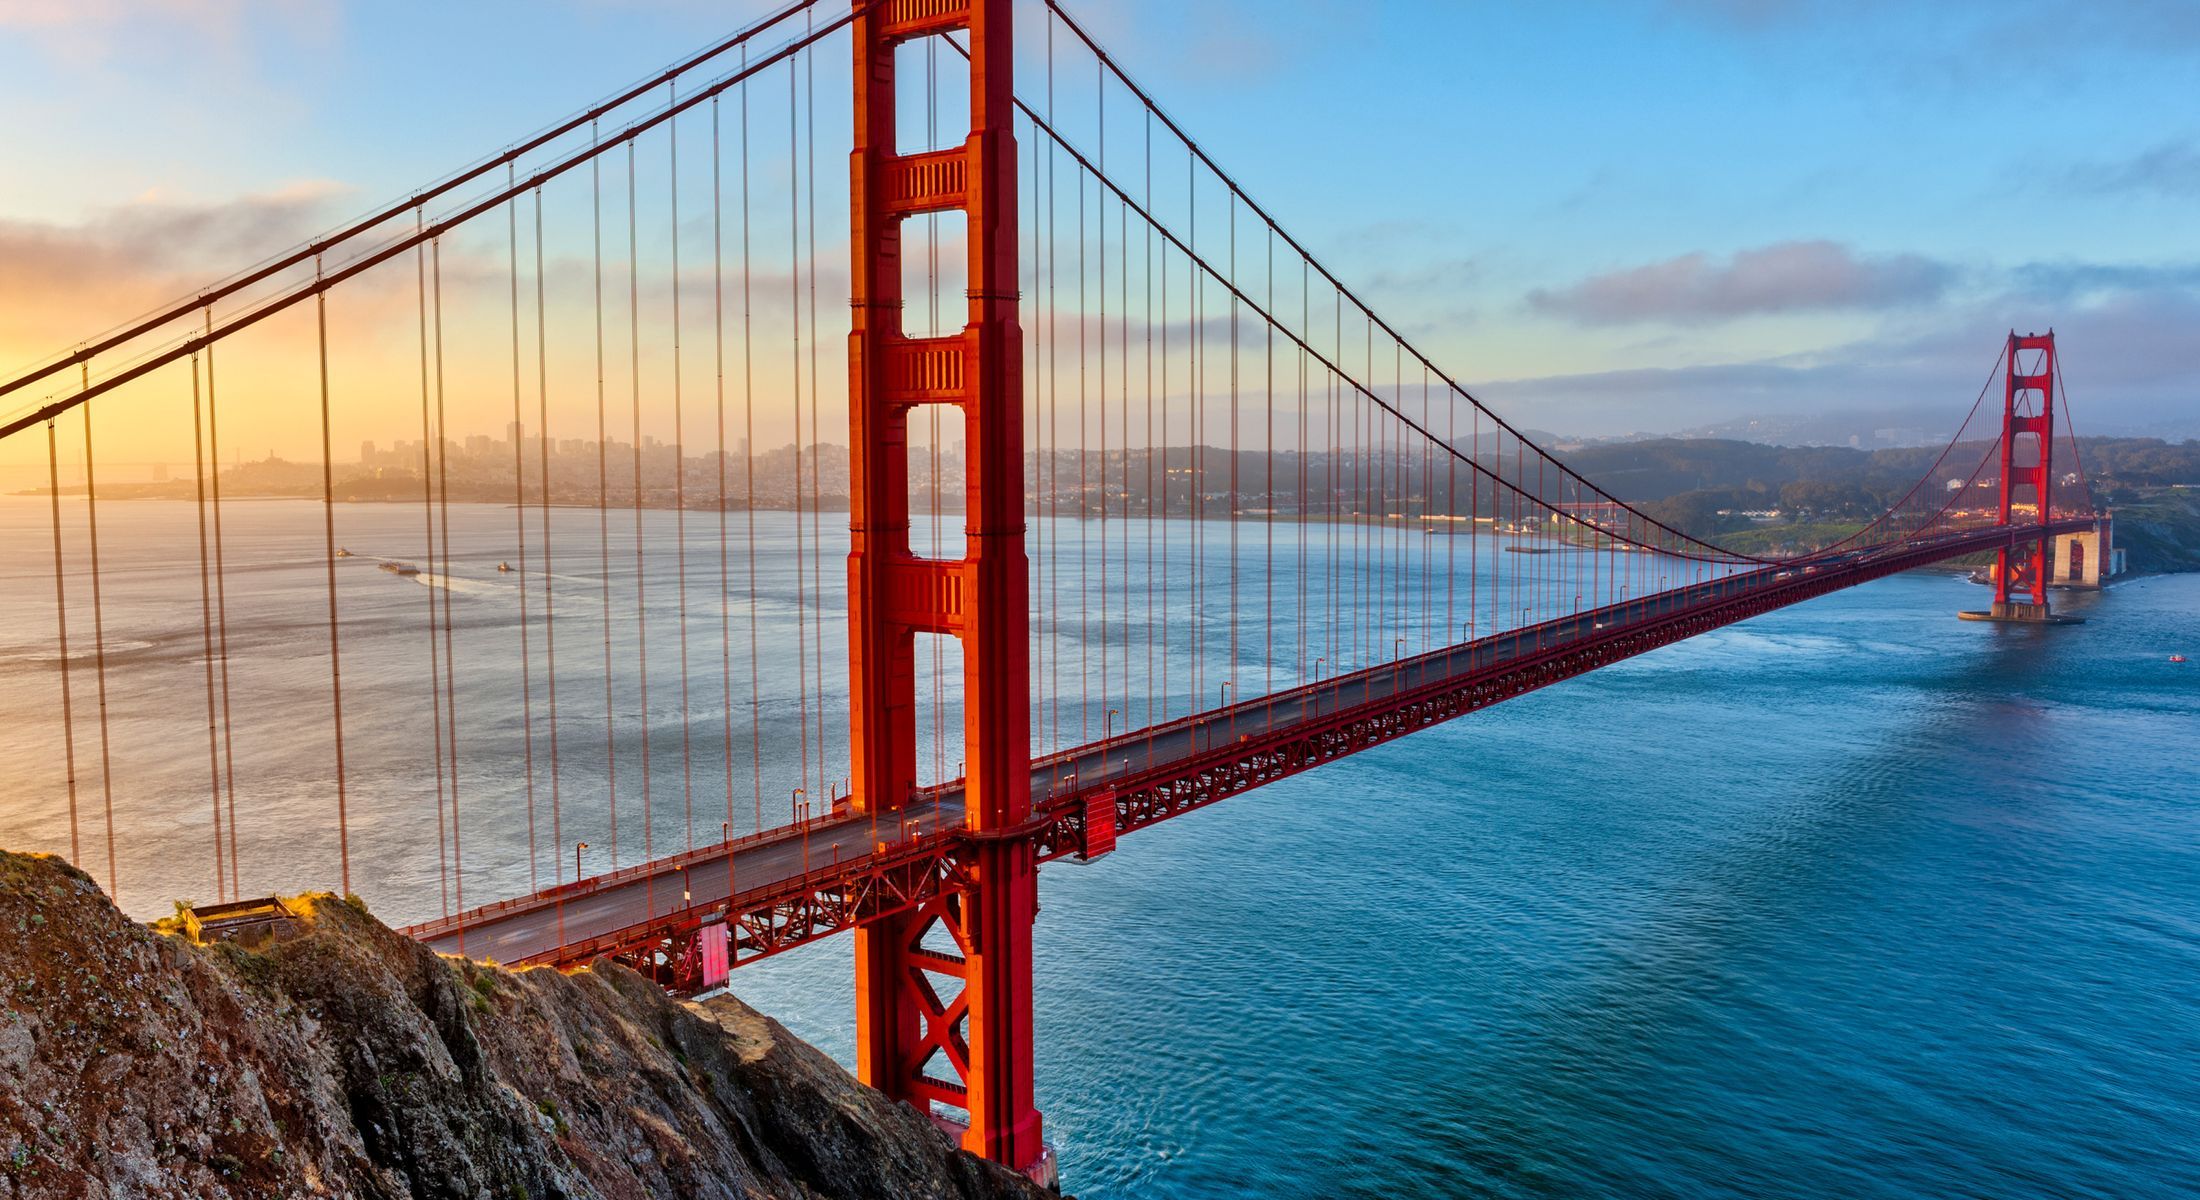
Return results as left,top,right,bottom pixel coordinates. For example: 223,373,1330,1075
793,789,807,876
574,841,588,883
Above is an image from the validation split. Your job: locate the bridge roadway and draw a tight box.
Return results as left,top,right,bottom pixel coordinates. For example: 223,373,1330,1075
405,521,2089,970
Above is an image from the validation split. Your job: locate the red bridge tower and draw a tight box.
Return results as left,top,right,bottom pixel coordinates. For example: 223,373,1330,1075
1964,330,2076,624
846,0,1046,1181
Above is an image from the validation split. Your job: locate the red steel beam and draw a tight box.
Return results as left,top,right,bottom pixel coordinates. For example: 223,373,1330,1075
442,521,2087,988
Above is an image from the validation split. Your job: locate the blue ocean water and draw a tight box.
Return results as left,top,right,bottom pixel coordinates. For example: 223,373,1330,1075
2,497,2193,1197
731,570,2200,1199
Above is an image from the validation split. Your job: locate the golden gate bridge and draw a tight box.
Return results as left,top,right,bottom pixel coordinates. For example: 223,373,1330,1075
2,0,2111,1183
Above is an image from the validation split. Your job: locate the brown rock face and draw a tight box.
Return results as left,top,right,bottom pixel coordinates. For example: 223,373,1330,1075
0,850,1053,1200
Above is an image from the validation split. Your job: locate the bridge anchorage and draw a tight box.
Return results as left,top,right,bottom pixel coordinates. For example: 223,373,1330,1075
5,0,2113,1190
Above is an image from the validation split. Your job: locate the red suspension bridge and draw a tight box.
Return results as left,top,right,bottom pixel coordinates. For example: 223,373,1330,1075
2,0,2111,1183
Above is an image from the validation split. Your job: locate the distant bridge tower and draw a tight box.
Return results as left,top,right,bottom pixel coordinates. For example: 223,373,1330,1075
846,0,1048,1183
1963,330,2080,624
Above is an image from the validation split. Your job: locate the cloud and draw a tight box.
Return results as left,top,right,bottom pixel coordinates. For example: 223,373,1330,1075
0,1,334,69
1660,0,2200,49
2066,140,2200,198
2011,259,2200,300
1526,240,1954,325
0,184,349,367
1481,283,2200,439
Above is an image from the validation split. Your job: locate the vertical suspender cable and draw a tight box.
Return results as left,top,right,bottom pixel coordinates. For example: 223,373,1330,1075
205,335,239,896
805,28,827,798
789,53,812,815
187,355,224,902
416,220,451,916
1044,21,1059,750
1470,407,1479,640
1144,109,1156,726
1326,295,1336,679
1038,16,1056,748
1421,367,1431,649
1077,109,1089,742
1091,67,1108,739
535,187,564,884
627,140,654,864
47,420,81,869
1120,192,1131,723
1337,317,1355,664
1226,194,1238,698
741,54,763,832
314,257,353,896
1263,224,1274,697
713,95,734,837
670,83,696,854
1296,260,1308,678
1153,123,1167,723
81,393,118,898
1024,109,1039,752
432,239,465,936
594,124,620,866
1189,145,1202,712
508,173,540,892
1095,62,1107,739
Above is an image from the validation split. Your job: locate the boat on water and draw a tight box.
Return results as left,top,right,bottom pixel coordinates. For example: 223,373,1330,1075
379,562,421,576
1503,546,1553,555
497,561,513,573
335,547,354,558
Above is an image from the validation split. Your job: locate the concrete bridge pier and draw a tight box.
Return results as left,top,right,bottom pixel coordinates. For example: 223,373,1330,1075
1960,598,2083,624
2050,516,2120,591
1959,516,2116,624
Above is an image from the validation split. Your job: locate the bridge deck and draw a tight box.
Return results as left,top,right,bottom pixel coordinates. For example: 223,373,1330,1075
405,521,2091,972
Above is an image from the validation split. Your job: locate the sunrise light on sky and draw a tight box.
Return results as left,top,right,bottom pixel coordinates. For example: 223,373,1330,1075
3,0,2195,476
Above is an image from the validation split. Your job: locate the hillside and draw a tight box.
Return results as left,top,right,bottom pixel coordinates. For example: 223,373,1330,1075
0,850,1052,1200
2108,488,2200,575
1566,437,2200,568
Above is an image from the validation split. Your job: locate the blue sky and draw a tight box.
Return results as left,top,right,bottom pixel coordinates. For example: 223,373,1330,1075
1,0,2194,446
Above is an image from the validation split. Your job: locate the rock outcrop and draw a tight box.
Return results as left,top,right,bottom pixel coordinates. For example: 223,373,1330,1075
0,850,1052,1200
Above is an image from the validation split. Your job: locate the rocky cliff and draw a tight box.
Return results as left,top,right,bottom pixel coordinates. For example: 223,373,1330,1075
0,850,1053,1200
